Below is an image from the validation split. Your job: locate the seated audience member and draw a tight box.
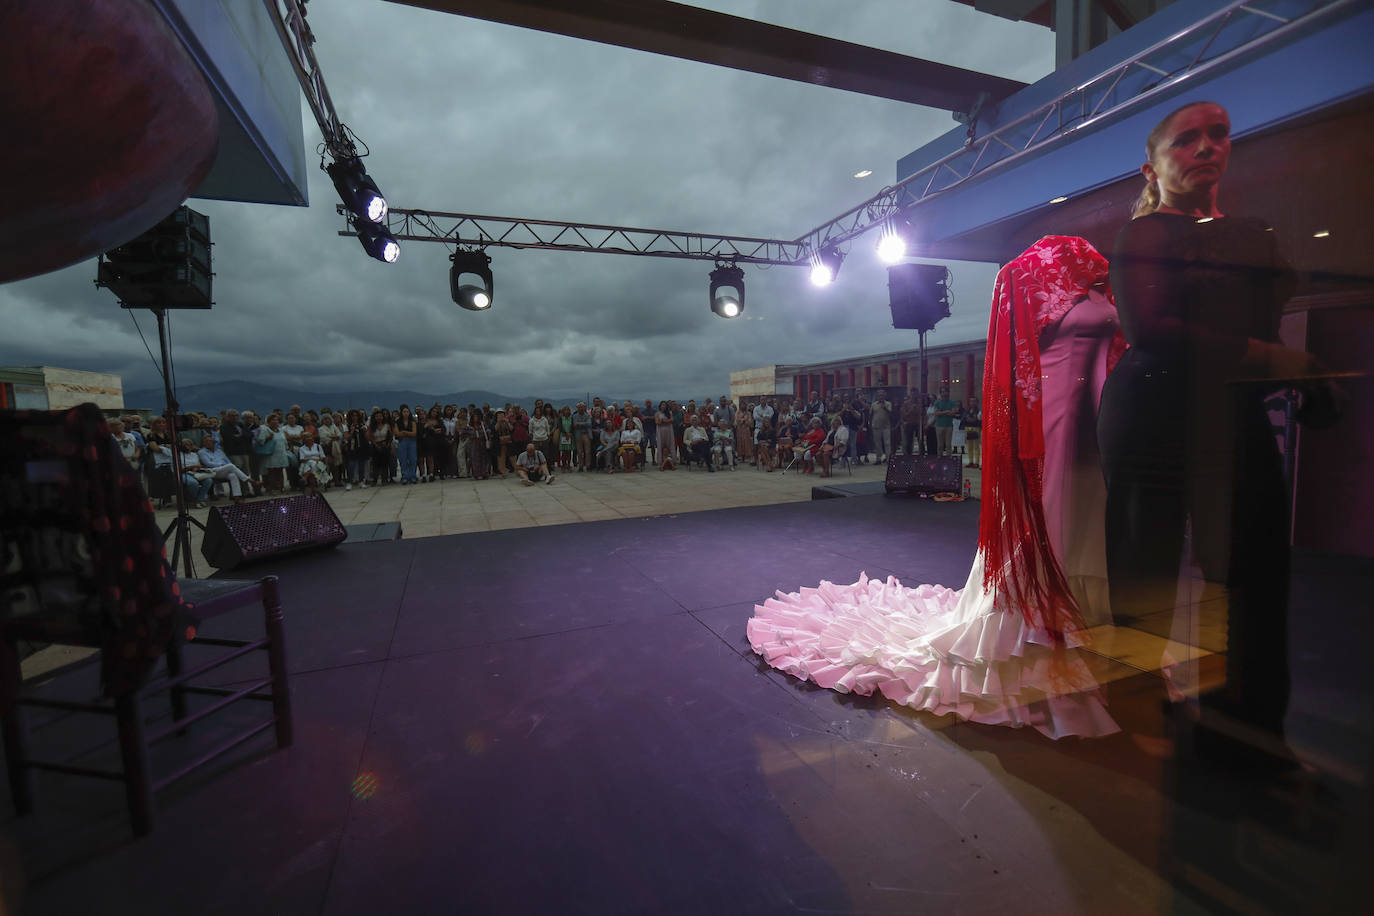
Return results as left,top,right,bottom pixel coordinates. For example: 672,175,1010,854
711,419,735,468
618,416,643,471
297,432,331,494
682,416,713,471
595,425,621,472
755,418,777,471
515,442,555,486
817,417,850,478
109,419,142,466
197,434,260,503
775,415,797,468
176,437,216,507
798,418,826,474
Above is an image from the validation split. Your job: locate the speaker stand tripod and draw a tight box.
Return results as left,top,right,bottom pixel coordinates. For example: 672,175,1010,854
149,307,203,579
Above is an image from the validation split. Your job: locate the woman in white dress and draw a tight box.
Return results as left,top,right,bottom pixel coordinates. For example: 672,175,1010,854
748,237,1126,739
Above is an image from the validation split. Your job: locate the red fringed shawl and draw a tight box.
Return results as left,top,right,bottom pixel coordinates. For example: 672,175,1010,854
978,236,1126,637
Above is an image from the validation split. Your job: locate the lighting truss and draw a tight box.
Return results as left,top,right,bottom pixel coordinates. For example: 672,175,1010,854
345,207,812,267
334,0,1352,267
263,0,355,159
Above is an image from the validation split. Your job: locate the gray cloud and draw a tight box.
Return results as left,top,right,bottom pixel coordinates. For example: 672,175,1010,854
0,1,1052,403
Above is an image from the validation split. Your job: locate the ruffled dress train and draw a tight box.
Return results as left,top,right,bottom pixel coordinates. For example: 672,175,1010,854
747,555,1119,738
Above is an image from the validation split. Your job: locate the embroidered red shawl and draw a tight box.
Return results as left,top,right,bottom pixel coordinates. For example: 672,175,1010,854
978,236,1126,637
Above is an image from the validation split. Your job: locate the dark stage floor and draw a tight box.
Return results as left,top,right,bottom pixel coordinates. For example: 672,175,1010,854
3,495,1369,915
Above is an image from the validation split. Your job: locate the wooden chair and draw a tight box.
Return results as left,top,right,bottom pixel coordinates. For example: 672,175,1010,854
0,405,292,836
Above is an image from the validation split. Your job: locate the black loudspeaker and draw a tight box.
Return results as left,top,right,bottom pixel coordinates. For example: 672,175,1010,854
201,493,347,570
887,263,950,331
884,454,963,496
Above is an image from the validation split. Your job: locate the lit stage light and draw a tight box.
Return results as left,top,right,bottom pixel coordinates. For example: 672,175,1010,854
877,231,906,264
354,217,400,263
451,248,494,311
709,262,745,318
327,156,388,224
809,245,844,287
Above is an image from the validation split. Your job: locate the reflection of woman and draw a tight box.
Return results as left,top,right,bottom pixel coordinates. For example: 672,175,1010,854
749,236,1125,738
1098,101,1316,766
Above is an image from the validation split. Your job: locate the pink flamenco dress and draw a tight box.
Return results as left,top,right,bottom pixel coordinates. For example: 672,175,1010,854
748,237,1127,739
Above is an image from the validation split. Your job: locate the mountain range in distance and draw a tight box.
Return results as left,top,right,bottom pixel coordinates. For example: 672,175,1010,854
122,380,638,416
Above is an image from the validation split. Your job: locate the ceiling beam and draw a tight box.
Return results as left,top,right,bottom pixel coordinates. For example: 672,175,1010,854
382,0,1028,112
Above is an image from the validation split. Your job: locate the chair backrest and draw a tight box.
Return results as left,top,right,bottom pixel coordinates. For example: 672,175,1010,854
0,405,184,696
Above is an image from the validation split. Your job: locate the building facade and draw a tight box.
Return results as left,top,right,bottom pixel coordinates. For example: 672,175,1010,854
0,366,124,411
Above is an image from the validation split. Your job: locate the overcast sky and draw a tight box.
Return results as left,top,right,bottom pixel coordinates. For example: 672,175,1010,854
0,1,1054,403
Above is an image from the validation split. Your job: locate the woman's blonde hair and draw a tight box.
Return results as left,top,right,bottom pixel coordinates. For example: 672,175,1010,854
1131,100,1225,219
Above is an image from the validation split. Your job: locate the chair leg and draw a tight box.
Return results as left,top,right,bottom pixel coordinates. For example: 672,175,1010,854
164,639,189,735
261,577,293,749
115,692,154,836
1,640,33,816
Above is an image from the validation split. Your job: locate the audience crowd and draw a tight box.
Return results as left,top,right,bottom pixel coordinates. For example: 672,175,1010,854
107,390,981,503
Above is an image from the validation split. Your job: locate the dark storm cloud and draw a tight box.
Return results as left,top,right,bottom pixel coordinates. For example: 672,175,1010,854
0,1,1052,402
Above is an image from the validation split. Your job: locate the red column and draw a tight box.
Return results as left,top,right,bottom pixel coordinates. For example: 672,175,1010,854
899,362,908,388
794,376,803,398
863,366,872,387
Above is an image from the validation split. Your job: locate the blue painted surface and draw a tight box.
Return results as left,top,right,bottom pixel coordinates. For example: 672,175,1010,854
156,0,309,206
894,0,1374,246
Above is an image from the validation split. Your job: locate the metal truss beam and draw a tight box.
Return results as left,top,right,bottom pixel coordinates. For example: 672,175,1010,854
263,0,357,158
352,208,810,266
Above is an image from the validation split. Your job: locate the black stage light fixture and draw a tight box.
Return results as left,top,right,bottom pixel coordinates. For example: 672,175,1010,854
354,216,399,264
709,262,745,318
877,211,916,264
887,263,951,331
450,248,494,311
809,244,845,287
327,156,388,224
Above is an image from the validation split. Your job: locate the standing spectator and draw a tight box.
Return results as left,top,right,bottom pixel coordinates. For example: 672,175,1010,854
467,410,492,480
670,401,687,464
514,442,554,486
733,403,754,467
654,402,676,471
806,392,824,417
932,386,957,457
683,415,713,471
492,410,513,479
572,403,592,471
318,412,344,485
752,398,775,443
255,415,290,494
510,408,531,473
530,405,552,461
394,405,419,484
343,409,370,489
557,405,575,470
840,398,862,462
871,393,893,463
962,396,982,468
368,409,393,485
640,400,657,465
899,393,922,456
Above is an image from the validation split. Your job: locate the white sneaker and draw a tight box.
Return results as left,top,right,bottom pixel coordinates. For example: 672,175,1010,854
546,474,556,485
360,482,368,489
345,482,352,491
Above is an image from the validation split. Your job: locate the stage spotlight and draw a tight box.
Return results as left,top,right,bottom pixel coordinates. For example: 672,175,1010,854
327,156,388,224
451,248,494,311
809,245,844,287
877,230,906,264
354,217,399,263
709,263,745,318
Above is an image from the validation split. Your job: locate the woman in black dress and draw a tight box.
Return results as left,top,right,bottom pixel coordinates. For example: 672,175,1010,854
1098,101,1322,768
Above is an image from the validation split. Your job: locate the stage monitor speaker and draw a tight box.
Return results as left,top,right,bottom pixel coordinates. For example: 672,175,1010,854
884,454,963,496
888,263,950,331
202,493,347,570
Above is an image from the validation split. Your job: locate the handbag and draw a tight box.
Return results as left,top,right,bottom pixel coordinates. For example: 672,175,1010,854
253,432,275,456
